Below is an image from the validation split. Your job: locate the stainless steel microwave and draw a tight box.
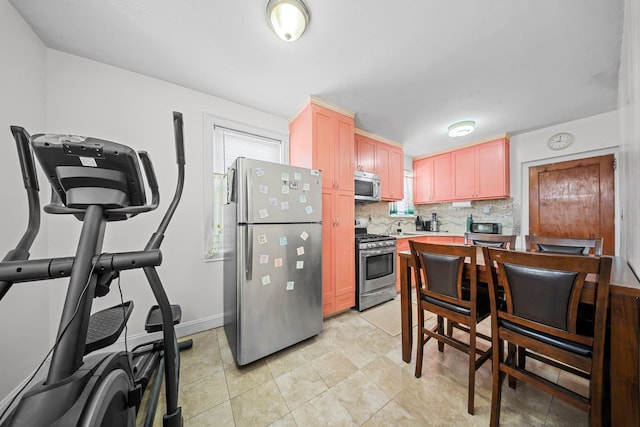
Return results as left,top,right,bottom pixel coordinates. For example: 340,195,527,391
354,171,381,203
470,222,502,234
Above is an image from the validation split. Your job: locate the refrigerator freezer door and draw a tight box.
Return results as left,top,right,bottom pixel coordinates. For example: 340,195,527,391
233,157,322,224
235,222,322,365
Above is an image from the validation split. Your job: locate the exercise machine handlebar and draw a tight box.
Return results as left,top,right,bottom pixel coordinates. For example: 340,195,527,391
0,127,41,300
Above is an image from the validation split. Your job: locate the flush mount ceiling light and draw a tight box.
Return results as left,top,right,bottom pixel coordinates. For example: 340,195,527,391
266,0,310,42
448,120,476,137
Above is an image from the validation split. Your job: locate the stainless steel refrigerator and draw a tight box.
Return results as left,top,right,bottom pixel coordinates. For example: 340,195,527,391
223,157,323,365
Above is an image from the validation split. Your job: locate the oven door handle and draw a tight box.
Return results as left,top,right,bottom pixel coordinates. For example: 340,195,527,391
360,248,397,256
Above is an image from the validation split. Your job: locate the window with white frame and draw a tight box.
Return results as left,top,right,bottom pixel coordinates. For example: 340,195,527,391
203,114,286,260
389,170,415,216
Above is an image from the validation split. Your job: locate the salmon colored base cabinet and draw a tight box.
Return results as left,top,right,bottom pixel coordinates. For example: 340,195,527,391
451,138,510,200
414,138,510,204
355,132,404,201
290,100,356,317
413,153,451,203
395,235,464,291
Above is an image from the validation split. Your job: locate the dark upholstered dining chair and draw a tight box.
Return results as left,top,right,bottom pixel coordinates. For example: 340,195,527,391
524,235,603,256
482,247,612,427
464,232,517,249
409,241,492,415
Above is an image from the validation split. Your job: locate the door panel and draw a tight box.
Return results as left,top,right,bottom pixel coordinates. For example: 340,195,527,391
529,154,615,255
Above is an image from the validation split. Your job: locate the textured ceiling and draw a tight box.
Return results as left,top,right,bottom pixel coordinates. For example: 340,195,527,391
10,0,624,157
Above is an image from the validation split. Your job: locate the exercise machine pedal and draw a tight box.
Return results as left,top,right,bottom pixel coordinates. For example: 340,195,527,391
84,301,134,355
144,304,181,333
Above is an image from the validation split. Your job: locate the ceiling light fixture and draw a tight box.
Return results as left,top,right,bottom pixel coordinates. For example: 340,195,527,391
266,0,310,42
447,120,476,137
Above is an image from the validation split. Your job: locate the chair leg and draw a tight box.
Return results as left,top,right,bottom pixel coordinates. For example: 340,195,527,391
508,343,518,389
437,316,445,352
415,308,425,378
490,339,505,427
467,325,476,415
447,319,454,336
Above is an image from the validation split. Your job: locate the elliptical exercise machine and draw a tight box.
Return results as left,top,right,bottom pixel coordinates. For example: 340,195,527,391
0,112,190,426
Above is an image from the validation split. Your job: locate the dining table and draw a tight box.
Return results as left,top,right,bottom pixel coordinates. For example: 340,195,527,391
398,248,640,427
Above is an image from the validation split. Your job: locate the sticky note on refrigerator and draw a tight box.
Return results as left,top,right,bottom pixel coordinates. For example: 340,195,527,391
257,234,267,244
261,275,271,286
258,208,269,218
297,246,305,256
300,231,309,241
299,194,307,203
305,206,313,215
281,172,289,181
279,236,288,246
294,172,302,181
268,197,278,207
296,261,304,269
255,168,264,177
286,281,295,291
281,185,290,195
259,185,268,194
274,258,283,268
281,201,289,210
259,254,269,264
303,183,310,191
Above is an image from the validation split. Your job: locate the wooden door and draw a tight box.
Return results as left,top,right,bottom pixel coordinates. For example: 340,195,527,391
529,154,615,255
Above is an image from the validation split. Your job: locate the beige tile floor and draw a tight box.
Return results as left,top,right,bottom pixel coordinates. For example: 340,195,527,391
144,300,589,426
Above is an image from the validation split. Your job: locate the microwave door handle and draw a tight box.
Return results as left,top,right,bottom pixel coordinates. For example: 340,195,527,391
374,181,380,198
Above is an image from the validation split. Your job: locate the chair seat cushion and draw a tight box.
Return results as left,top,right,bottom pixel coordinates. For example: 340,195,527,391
422,289,491,321
500,319,592,357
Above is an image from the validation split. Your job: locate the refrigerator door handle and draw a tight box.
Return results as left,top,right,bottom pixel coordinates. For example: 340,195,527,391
226,167,235,204
247,168,253,223
246,225,253,280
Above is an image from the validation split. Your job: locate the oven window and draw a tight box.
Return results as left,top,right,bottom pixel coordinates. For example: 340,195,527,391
366,252,394,280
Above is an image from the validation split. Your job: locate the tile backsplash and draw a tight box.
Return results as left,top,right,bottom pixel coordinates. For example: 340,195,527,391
355,198,520,235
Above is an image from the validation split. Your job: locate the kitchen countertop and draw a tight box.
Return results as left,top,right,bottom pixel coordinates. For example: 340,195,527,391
389,231,465,238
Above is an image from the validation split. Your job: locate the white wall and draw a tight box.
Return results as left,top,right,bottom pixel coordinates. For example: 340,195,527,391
44,49,290,341
509,110,620,249
0,0,49,399
618,0,640,274
0,6,290,401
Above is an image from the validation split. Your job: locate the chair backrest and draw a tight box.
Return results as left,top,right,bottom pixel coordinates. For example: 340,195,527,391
464,232,517,249
524,235,603,256
483,247,611,339
409,241,476,307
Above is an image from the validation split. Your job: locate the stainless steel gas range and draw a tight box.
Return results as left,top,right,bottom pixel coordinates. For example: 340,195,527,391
355,230,397,311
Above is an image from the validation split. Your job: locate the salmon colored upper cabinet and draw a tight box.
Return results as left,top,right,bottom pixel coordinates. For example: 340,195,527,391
354,130,404,201
413,152,451,204
355,134,376,173
451,138,510,200
290,100,355,192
